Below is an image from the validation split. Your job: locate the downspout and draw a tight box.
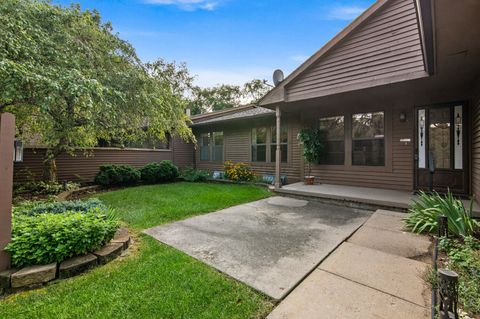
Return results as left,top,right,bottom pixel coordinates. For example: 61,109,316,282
275,106,281,189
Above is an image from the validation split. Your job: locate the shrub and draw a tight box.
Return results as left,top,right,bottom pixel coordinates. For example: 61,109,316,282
404,191,479,237
94,164,140,187
181,167,210,182
438,237,480,315
14,181,80,196
13,198,105,216
224,161,255,182
6,207,119,267
140,161,179,184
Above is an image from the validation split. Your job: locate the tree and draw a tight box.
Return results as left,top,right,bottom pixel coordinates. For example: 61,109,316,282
0,0,193,181
189,79,271,115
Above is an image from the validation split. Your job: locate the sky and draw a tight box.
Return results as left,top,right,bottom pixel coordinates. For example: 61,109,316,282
53,0,375,88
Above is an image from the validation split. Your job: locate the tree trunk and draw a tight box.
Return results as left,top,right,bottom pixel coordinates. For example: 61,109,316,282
43,148,61,183
43,157,58,183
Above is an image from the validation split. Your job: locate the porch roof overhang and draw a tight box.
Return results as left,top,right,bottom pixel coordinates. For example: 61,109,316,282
260,0,480,112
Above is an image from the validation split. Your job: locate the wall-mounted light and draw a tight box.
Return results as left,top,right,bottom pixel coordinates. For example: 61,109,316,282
13,139,23,162
399,112,407,122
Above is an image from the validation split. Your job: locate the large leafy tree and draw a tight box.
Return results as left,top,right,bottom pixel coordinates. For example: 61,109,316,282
189,79,271,115
0,0,193,181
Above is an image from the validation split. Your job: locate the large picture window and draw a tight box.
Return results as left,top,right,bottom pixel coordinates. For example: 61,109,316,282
319,116,345,165
270,126,288,163
199,131,223,161
352,112,385,166
212,132,224,162
200,133,211,161
251,127,267,162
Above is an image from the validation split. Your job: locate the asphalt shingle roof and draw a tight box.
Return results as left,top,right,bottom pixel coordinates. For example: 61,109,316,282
192,107,274,126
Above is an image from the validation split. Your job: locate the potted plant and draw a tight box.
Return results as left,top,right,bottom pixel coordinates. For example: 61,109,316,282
297,128,326,185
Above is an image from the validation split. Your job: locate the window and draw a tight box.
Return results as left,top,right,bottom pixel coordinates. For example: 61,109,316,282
251,127,267,162
270,126,288,163
352,112,385,166
200,133,211,161
319,116,344,165
212,132,224,161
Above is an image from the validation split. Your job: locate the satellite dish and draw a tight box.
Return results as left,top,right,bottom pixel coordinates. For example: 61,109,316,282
273,69,284,86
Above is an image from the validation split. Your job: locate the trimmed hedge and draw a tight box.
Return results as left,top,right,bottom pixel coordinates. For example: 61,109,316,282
94,165,140,187
6,206,119,267
140,161,179,184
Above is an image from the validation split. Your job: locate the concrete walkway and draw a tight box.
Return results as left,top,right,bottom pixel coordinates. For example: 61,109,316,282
268,209,432,319
144,196,372,300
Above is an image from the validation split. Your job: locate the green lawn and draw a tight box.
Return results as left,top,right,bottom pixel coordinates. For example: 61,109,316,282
98,182,271,229
0,183,274,319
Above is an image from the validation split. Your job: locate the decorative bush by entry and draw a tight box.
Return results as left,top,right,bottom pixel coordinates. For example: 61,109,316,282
140,161,179,184
224,161,255,182
6,206,119,267
181,167,210,182
94,164,141,187
14,198,105,216
405,191,479,237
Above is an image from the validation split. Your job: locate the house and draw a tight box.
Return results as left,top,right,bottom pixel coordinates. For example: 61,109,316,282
188,0,480,202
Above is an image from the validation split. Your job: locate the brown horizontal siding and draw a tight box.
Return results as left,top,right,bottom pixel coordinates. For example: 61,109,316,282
14,148,173,184
286,0,424,100
193,118,302,184
172,137,194,169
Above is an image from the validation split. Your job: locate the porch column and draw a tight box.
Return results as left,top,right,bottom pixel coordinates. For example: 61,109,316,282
275,106,281,189
0,113,15,271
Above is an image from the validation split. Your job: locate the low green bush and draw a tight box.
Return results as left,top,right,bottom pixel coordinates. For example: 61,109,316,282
181,167,210,182
94,164,140,187
6,207,119,267
224,161,255,182
13,198,105,216
404,191,479,237
140,161,179,184
14,181,80,196
438,236,480,315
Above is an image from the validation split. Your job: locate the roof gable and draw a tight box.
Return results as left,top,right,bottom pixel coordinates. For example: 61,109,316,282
261,0,428,106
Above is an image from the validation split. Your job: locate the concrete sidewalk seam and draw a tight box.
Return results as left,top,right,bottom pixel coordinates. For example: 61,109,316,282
319,268,428,309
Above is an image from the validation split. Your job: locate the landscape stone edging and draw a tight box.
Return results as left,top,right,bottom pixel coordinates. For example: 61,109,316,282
56,185,101,201
0,227,131,294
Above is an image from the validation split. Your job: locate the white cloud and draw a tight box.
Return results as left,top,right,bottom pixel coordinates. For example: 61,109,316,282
143,0,219,11
327,5,366,20
191,67,273,88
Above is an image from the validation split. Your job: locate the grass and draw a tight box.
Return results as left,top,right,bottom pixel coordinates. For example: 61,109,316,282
97,182,271,229
0,182,274,319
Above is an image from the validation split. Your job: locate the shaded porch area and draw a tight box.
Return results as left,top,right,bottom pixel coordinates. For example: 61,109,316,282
276,182,480,217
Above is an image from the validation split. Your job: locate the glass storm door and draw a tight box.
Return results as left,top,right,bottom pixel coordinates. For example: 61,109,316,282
415,103,469,195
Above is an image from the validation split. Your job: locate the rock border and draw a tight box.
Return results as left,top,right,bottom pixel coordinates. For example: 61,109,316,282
56,185,101,201
0,227,131,294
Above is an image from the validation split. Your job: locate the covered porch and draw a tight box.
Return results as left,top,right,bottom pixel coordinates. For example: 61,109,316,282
276,182,480,218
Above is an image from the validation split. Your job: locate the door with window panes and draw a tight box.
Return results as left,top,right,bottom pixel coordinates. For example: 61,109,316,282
414,103,469,195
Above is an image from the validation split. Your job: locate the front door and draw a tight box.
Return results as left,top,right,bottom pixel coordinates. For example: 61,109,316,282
414,102,469,195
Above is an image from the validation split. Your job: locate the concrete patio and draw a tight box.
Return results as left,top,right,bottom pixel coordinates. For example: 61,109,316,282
277,182,480,217
144,196,372,299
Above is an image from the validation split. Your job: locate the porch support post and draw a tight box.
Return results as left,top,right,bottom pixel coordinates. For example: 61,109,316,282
0,113,15,271
275,106,281,189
